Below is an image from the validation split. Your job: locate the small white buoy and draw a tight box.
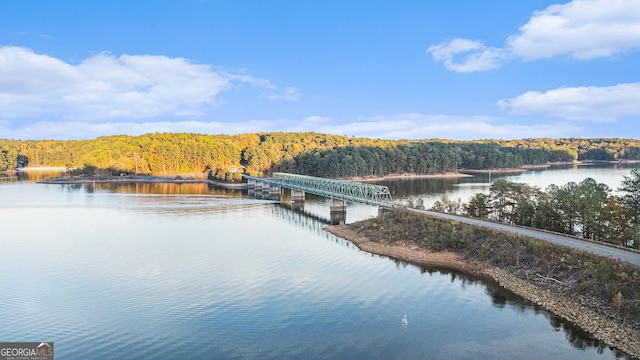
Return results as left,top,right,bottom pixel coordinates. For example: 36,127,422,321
402,315,408,328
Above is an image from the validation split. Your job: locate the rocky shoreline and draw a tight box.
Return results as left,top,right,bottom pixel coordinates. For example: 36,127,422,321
325,225,640,359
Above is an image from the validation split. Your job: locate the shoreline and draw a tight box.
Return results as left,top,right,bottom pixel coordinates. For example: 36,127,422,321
16,166,68,172
459,168,527,174
344,172,473,182
345,163,574,179
38,175,247,189
325,225,640,359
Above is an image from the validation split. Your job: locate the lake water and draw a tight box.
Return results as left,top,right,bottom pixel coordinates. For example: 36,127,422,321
0,164,636,359
378,162,640,209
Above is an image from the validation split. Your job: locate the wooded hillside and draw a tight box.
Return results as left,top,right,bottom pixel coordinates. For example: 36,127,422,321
1,133,639,177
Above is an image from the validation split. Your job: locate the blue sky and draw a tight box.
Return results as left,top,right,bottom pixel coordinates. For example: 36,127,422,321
1,0,639,140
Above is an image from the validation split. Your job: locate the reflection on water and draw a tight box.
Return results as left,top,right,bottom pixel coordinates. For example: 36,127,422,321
86,181,244,197
422,268,625,357
279,197,626,358
0,170,633,359
0,170,65,182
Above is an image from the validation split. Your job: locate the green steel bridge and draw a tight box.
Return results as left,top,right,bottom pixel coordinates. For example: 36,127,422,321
242,173,393,207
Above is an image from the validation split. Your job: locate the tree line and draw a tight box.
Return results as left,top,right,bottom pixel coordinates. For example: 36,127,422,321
425,169,640,249
494,137,640,162
285,142,570,178
1,133,640,177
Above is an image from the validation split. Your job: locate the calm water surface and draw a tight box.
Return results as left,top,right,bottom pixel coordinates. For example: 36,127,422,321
379,163,640,208
0,166,635,359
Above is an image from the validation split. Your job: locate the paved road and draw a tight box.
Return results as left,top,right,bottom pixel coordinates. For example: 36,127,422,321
407,208,640,266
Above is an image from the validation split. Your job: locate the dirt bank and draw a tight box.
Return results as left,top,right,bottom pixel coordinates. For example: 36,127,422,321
325,225,640,359
325,226,481,274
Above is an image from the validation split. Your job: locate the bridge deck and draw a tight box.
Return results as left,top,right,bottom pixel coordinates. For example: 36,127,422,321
243,173,393,207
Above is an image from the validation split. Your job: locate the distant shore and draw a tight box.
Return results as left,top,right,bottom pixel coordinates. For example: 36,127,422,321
37,171,474,186
344,172,473,182
458,168,527,174
346,163,577,180
17,166,68,172
38,175,247,189
17,159,640,187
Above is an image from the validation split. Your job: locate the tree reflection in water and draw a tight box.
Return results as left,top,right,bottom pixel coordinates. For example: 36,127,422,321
434,268,628,358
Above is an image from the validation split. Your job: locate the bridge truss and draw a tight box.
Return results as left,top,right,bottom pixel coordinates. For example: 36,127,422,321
243,173,393,207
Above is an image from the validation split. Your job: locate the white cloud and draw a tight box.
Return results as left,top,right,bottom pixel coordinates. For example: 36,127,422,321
0,46,299,121
0,113,581,141
0,120,267,140
498,82,640,120
509,0,640,60
267,86,302,101
428,0,640,72
225,73,275,89
426,38,505,73
311,114,580,140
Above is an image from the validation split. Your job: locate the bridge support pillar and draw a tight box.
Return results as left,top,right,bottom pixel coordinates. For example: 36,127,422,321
291,189,305,202
330,199,347,225
262,183,280,200
267,185,281,201
247,179,256,197
261,184,272,199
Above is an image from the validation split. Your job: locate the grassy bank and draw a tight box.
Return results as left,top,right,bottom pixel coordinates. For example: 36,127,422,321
330,208,640,357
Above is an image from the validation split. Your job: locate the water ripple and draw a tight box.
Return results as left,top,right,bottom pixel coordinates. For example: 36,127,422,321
0,183,626,359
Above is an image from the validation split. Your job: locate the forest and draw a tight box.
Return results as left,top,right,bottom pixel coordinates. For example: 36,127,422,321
2,133,639,178
424,169,640,249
